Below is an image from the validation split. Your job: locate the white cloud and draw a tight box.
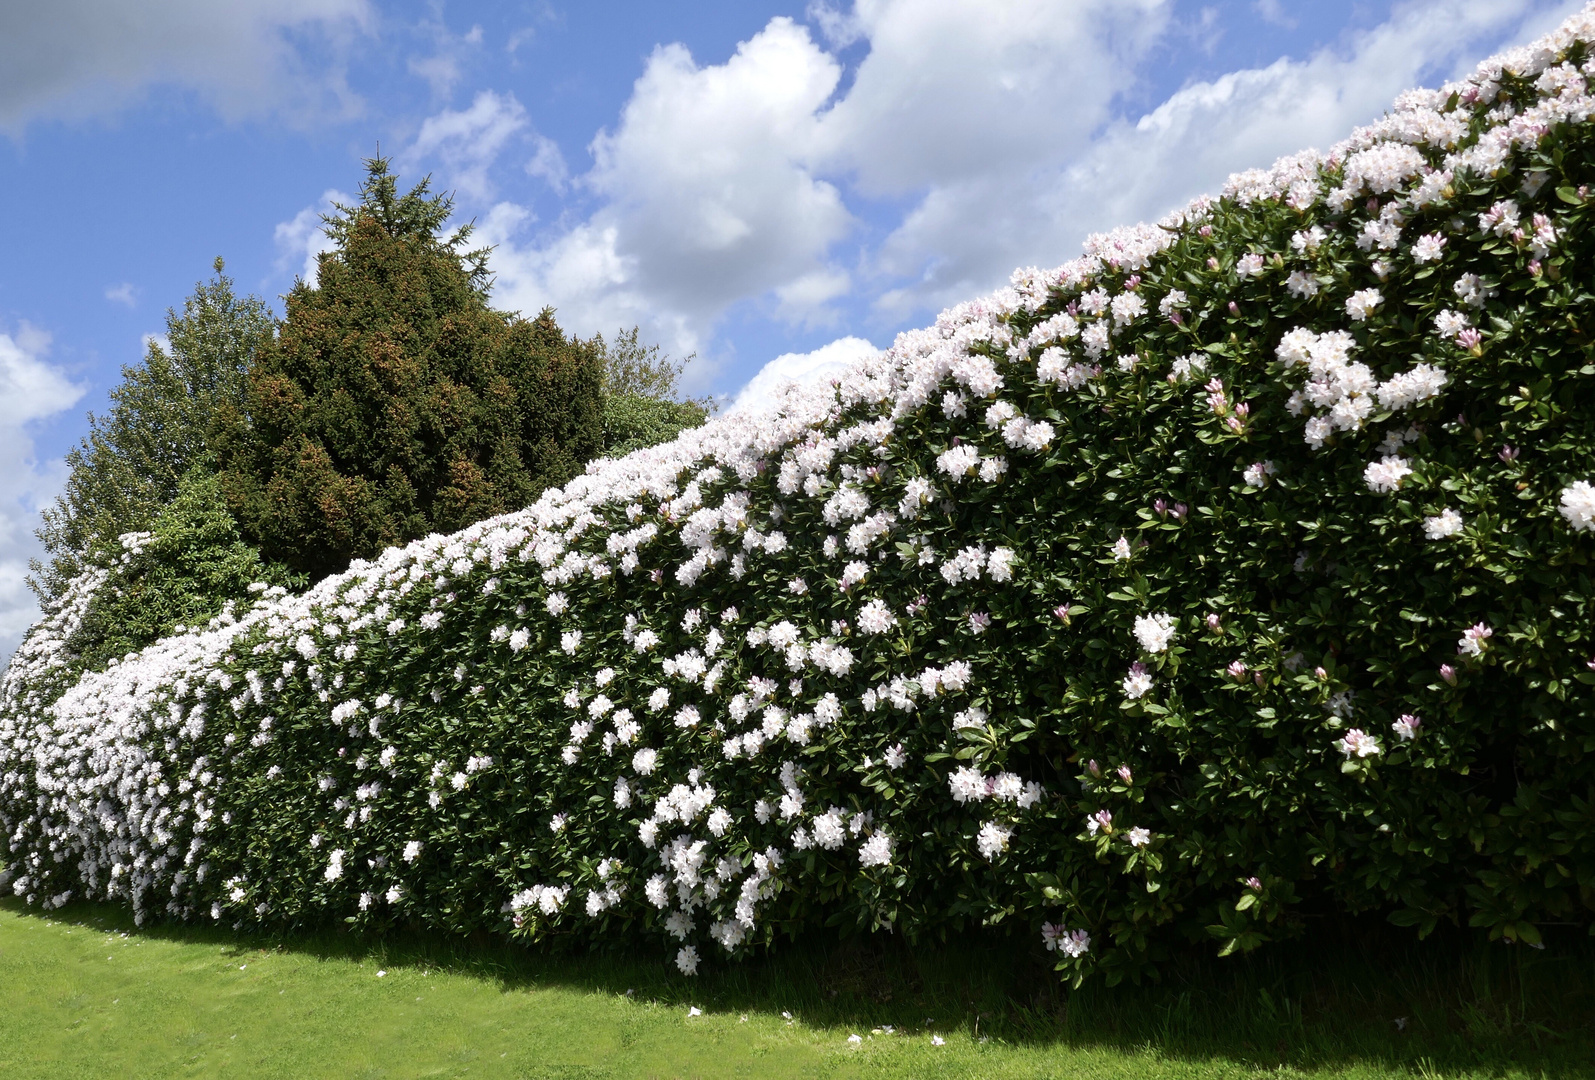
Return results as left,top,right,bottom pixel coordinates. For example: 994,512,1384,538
525,133,570,194
814,0,1169,193
728,336,877,416
273,188,352,285
481,17,852,360
0,324,85,663
475,1,1169,364
405,90,529,201
869,0,1582,317
104,282,137,308
0,0,372,132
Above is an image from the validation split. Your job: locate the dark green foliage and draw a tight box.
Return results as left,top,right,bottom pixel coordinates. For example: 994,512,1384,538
31,259,272,603
602,393,708,457
215,159,603,582
68,471,283,676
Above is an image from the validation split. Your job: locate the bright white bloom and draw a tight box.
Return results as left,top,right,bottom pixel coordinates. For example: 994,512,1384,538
858,832,893,868
1126,827,1152,848
1392,714,1422,741
949,766,986,804
1235,253,1265,278
975,822,1012,861
545,592,568,616
1112,536,1132,561
560,630,582,654
632,748,659,775
1423,509,1464,539
1364,456,1412,494
676,946,699,976
1122,663,1153,700
1133,613,1176,654
1345,288,1383,321
1559,481,1595,532
1434,309,1471,339
1285,270,1319,298
857,599,897,635
1411,233,1447,263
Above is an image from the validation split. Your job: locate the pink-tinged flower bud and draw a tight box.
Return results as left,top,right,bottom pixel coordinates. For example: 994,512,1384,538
1116,764,1132,783
1172,503,1188,520
1439,663,1457,685
1199,224,1213,238
1499,445,1519,462
1052,604,1071,622
1207,256,1220,270
1529,259,1543,277
1228,300,1240,315
1253,671,1265,687
1168,311,1184,326
1205,613,1221,633
1227,660,1248,681
1314,666,1328,680
1457,328,1482,350
650,568,664,583
1124,275,1141,290
1587,657,1595,672
1153,497,1168,517
1086,759,1101,777
1226,416,1244,432
1367,197,1380,215
1245,876,1263,892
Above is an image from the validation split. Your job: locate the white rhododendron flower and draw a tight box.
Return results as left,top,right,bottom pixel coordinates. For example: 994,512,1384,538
1423,509,1464,539
1133,613,1177,654
1345,288,1383,321
1364,456,1412,493
1560,481,1595,531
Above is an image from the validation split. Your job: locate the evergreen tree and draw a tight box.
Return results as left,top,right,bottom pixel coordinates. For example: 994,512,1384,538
215,158,604,581
30,259,273,603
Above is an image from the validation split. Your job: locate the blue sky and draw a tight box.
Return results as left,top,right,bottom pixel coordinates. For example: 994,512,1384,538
0,0,1584,653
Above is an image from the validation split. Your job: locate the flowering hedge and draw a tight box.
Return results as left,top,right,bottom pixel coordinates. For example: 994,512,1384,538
8,9,1595,985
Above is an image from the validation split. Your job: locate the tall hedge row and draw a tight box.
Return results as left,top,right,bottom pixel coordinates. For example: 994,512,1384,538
6,11,1595,984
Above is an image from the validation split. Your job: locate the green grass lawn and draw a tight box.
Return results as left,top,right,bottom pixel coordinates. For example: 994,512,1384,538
2,899,1591,1079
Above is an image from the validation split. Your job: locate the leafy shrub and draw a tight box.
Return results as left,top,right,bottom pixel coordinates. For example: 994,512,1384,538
7,14,1595,984
215,159,604,582
67,471,290,677
602,393,709,457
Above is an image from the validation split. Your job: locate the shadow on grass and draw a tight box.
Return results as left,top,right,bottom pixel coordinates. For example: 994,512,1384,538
7,895,1593,1076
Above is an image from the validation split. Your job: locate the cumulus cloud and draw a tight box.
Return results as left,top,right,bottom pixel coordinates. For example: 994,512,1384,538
479,17,852,358
0,325,84,663
870,0,1581,317
728,336,877,416
104,283,137,308
273,188,353,285
0,0,372,132
404,90,529,201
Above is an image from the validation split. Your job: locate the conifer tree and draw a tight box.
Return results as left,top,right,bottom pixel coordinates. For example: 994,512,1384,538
215,158,603,581
30,259,272,603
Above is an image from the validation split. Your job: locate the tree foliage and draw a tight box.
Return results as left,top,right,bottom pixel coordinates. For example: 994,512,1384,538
31,259,272,603
215,158,604,582
66,471,282,678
